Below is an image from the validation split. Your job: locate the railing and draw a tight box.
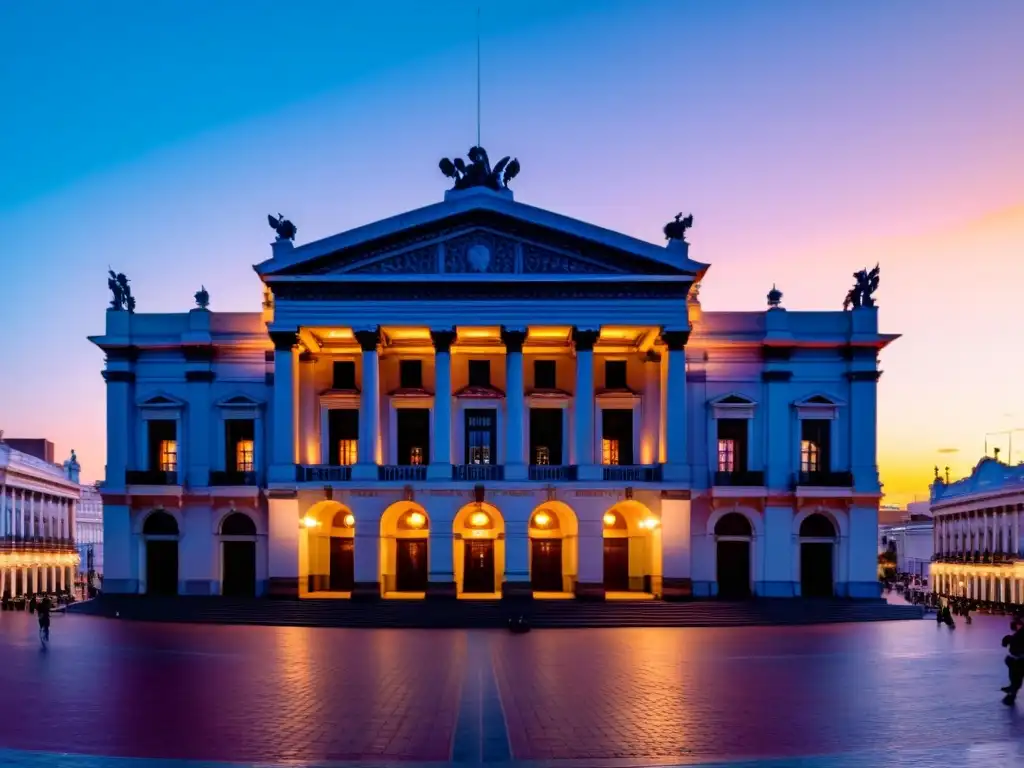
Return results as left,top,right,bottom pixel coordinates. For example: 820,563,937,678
125,470,179,485
378,465,427,482
528,465,577,482
209,470,259,486
453,464,505,481
297,465,352,482
795,471,854,488
602,465,662,482
712,470,766,487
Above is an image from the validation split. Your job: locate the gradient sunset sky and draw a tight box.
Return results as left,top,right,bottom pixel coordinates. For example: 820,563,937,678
1,1,1022,505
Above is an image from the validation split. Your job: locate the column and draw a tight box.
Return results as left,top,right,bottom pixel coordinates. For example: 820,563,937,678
40,568,47,593
353,329,380,481
59,567,65,591
502,328,527,480
1014,505,1021,557
352,511,381,600
574,517,605,599
0,569,5,598
17,490,24,539
0,485,5,538
428,330,455,480
661,330,689,481
572,328,599,480
31,568,37,594
641,353,661,464
268,331,299,482
69,500,77,546
29,493,37,539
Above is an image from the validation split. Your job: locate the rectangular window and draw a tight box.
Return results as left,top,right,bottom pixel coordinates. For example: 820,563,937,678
604,360,628,389
225,419,256,472
399,359,423,389
329,410,359,465
716,418,748,473
159,439,178,472
468,359,491,387
534,360,557,389
602,438,620,465
465,409,497,464
534,446,550,465
529,407,563,465
800,419,831,473
410,446,424,465
148,419,177,472
397,408,430,465
601,408,634,464
332,360,356,390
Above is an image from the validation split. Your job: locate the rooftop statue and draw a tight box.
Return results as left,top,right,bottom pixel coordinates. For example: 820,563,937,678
194,285,210,309
107,269,136,313
664,213,694,242
439,146,520,191
267,213,297,241
843,264,880,310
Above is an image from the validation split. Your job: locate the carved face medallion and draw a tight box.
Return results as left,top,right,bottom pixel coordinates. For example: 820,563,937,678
467,243,491,272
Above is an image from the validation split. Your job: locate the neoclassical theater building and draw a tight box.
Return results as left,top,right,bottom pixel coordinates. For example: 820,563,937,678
92,148,892,602
929,458,1024,606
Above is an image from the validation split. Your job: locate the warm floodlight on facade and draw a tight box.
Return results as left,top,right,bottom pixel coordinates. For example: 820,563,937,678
603,513,616,527
533,511,551,528
639,517,661,530
469,511,490,528
343,513,355,528
406,511,427,529
301,516,320,529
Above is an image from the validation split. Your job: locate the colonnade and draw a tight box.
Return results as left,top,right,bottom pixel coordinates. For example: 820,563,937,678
0,565,75,598
0,485,77,541
933,504,1023,557
932,569,1024,605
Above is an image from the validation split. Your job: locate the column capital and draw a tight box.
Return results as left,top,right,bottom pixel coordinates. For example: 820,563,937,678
430,329,456,353
660,330,690,351
500,327,527,353
572,327,600,351
354,328,380,352
269,330,299,351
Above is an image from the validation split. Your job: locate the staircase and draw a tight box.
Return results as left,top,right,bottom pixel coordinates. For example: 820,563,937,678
70,596,924,629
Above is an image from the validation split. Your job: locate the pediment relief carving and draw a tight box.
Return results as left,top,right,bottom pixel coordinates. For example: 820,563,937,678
307,227,637,276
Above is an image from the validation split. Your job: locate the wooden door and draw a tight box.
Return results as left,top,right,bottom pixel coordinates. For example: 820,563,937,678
396,538,428,592
716,540,751,599
530,538,563,592
329,537,355,591
603,538,630,591
462,540,495,593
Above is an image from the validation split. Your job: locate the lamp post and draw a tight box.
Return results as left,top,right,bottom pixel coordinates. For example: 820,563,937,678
984,429,1024,464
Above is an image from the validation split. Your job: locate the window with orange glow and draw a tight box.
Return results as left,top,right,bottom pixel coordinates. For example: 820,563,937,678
602,438,620,465
800,440,820,473
717,439,735,472
410,446,423,465
338,439,358,466
534,446,550,465
159,440,178,472
235,439,255,472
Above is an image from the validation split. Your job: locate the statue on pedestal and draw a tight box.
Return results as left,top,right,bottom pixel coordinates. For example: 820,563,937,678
664,213,694,242
194,285,210,309
267,213,297,241
843,264,880,310
107,269,136,313
439,147,520,191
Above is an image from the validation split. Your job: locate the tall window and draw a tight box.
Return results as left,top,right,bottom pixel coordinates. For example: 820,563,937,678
226,419,256,472
534,446,550,465
800,419,830,473
159,439,178,471
329,410,359,465
716,418,747,473
601,409,633,465
235,439,255,472
602,438,620,465
718,439,735,472
466,409,496,464
410,446,424,465
338,439,358,465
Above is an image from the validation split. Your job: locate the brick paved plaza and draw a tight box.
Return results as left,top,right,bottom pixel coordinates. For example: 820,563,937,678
0,610,1023,767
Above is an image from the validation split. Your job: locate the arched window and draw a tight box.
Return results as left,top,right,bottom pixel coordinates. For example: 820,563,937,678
221,512,256,536
800,513,836,538
715,512,753,537
143,511,179,536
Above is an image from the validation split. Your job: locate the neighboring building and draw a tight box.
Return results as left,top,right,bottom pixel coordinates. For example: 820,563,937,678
0,441,81,596
76,484,104,587
929,458,1024,603
879,515,934,578
90,148,892,603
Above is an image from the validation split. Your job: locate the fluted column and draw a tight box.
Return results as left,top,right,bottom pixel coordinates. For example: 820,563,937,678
268,330,299,482
353,329,381,481
661,330,689,481
428,330,455,480
502,328,527,480
1014,506,1021,557
573,328,600,481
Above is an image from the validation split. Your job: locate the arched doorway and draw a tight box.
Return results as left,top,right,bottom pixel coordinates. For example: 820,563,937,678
380,503,430,594
800,513,837,597
329,509,355,592
528,502,579,594
143,511,179,595
602,502,661,594
715,512,753,599
220,512,257,597
454,503,505,596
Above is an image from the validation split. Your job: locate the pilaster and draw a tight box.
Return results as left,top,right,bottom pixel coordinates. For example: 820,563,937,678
661,330,689,482
572,328,600,481
428,330,455,480
268,331,299,483
502,327,528,480
353,328,381,481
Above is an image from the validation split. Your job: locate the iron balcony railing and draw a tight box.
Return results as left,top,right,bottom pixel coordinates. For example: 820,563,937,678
453,464,505,481
528,465,578,482
713,470,766,487
378,465,428,482
795,471,854,488
209,470,259,486
125,470,179,485
602,465,662,482
297,465,352,482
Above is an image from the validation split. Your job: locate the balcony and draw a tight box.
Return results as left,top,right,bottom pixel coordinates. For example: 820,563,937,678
713,470,766,487
125,470,179,485
795,471,854,488
453,464,505,481
602,465,662,483
378,465,428,482
0,539,79,555
209,470,259,486
298,465,352,482
529,465,578,482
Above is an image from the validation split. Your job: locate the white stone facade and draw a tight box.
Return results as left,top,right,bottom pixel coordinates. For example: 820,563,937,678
76,484,104,584
91,177,890,602
929,458,1024,604
0,444,81,596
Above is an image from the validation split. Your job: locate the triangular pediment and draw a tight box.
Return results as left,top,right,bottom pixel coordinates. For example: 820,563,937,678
256,193,706,279
136,392,186,408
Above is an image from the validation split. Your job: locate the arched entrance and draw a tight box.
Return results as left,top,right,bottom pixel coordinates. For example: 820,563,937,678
220,512,257,597
454,503,505,596
715,512,753,599
301,501,355,595
143,511,179,595
528,502,579,594
602,502,661,594
380,503,430,594
800,513,837,597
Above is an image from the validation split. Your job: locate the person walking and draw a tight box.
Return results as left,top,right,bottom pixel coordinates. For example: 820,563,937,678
1000,618,1024,706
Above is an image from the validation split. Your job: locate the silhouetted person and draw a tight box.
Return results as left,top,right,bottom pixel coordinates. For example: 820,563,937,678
1001,619,1024,705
